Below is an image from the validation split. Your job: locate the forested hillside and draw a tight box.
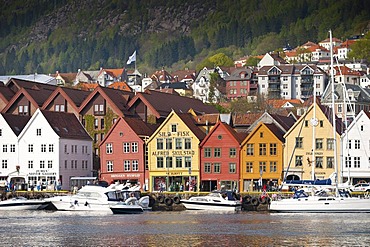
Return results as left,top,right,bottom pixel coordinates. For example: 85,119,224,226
0,0,369,75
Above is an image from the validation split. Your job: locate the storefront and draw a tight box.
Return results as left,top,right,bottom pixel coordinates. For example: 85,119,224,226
152,173,198,192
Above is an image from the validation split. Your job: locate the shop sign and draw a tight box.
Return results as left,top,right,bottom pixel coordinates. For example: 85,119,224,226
111,173,141,178
28,170,56,176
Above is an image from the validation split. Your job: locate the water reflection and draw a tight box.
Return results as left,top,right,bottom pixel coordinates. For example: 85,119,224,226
0,211,369,246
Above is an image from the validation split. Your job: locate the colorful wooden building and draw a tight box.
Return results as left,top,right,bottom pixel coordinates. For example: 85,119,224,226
146,111,206,192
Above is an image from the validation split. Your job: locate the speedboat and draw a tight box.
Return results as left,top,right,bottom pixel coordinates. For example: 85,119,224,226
0,196,48,210
180,191,242,211
110,195,150,214
46,183,128,211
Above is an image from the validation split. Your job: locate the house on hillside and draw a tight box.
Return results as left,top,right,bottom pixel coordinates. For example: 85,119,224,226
224,67,258,101
192,67,226,103
53,71,77,86
75,70,100,85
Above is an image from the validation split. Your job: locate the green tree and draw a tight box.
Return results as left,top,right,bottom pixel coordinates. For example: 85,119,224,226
348,32,370,61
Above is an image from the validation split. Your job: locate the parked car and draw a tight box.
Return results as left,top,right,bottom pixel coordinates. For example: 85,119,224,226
350,183,370,192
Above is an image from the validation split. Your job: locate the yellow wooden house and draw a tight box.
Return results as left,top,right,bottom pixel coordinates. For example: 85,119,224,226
240,122,285,192
146,110,206,192
283,102,342,182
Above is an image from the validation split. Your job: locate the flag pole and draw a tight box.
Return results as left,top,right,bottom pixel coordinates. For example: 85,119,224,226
134,50,137,88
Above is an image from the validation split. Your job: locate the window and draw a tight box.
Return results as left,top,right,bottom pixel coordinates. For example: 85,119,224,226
123,142,130,153
157,139,164,149
157,157,164,168
41,144,46,152
259,161,266,172
204,148,211,158
246,162,253,172
49,144,54,152
94,118,98,129
124,160,130,171
354,157,360,168
19,105,29,116
10,144,15,152
229,148,236,158
305,120,308,127
260,132,264,138
270,143,277,155
295,156,303,167
176,157,182,168
166,157,173,168
0,129,2,136
213,163,221,173
270,161,277,172
315,157,323,168
48,160,53,168
347,140,352,149
354,140,360,149
166,138,172,149
94,104,105,115
175,138,182,150
185,157,191,168
107,161,113,172
36,129,41,136
204,163,211,173
101,119,105,129
259,143,266,156
65,160,68,169
229,163,236,173
246,144,254,156
171,124,177,132
101,133,104,141
319,121,323,127
184,138,191,149
106,143,113,154
2,160,8,169
295,137,303,148
94,134,98,142
3,144,7,152
327,139,334,150
40,160,45,169
132,160,138,171
214,148,221,157
315,139,323,150
327,157,334,169
345,156,352,168
28,160,33,169
132,142,138,153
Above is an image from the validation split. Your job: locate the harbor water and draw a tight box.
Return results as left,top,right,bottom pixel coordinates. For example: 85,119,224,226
1,210,369,246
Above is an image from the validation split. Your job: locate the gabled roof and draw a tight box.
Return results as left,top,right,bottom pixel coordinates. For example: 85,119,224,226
334,66,362,76
98,68,124,78
42,87,91,112
54,72,77,84
100,117,158,147
127,90,218,118
40,110,91,140
151,69,175,83
0,84,15,102
75,82,99,91
193,113,220,125
2,87,54,113
79,86,134,116
242,122,285,146
1,113,30,136
172,69,196,82
108,81,132,92
200,120,247,147
232,113,263,126
266,99,303,108
6,78,57,93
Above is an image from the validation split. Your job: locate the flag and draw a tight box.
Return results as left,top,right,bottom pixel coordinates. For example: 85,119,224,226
126,51,136,65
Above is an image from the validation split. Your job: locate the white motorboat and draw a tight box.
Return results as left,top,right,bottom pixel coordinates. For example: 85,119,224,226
110,195,150,214
180,191,242,211
0,196,48,210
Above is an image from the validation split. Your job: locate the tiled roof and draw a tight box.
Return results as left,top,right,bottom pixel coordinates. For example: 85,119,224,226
151,69,175,83
1,113,30,136
129,90,218,117
99,68,124,78
264,123,285,142
177,113,206,141
232,113,263,126
108,81,132,92
270,114,296,132
56,72,77,84
124,117,158,136
266,99,303,108
6,78,57,93
172,69,196,82
193,113,219,125
75,82,99,91
59,87,91,107
0,84,15,101
221,121,248,144
41,110,91,140
334,66,362,76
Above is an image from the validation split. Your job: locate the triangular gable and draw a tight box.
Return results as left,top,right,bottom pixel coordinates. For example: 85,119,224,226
199,121,242,147
41,87,79,113
267,66,282,74
241,122,283,147
1,88,39,113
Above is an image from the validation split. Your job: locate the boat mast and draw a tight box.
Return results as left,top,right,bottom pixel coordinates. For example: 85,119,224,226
329,30,339,195
311,77,317,180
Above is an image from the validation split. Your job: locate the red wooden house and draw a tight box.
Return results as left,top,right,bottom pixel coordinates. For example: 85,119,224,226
99,117,156,190
199,121,247,192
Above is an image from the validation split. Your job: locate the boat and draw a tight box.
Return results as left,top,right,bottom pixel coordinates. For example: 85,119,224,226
110,195,150,214
270,30,370,213
180,190,242,211
46,182,142,212
0,196,48,210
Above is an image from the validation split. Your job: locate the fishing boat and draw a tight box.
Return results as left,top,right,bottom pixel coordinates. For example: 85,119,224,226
0,196,48,210
180,190,242,211
270,30,370,213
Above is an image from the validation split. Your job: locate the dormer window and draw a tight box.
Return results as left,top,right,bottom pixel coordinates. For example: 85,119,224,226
18,105,29,116
55,104,65,112
94,103,105,115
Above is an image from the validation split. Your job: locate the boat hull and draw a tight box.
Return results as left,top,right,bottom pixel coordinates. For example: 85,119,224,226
270,196,370,213
0,199,48,210
110,205,144,214
46,196,116,211
181,200,242,211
